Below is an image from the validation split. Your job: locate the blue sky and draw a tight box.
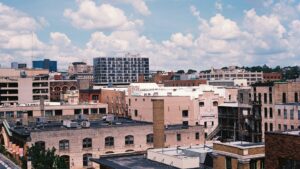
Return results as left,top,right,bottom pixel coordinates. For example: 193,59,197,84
0,0,300,71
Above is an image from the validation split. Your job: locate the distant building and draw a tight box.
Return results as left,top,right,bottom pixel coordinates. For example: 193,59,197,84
11,62,27,69
263,72,282,82
93,53,149,85
163,79,207,87
199,66,263,85
208,79,248,87
11,62,18,69
32,59,57,72
265,130,300,169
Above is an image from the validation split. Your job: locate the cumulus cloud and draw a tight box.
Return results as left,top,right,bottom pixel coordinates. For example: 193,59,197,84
114,0,151,16
64,0,142,30
215,1,223,12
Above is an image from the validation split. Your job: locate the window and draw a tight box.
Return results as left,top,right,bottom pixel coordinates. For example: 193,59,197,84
264,108,268,118
195,132,200,140
284,109,287,119
213,101,218,106
92,95,98,101
270,123,273,132
199,102,204,107
264,93,267,104
129,99,131,106
290,109,294,120
278,109,281,116
82,138,92,149
291,125,294,130
27,111,33,117
250,160,257,169
258,93,262,103
61,155,70,169
105,137,114,147
269,108,273,119
265,123,268,132
74,109,81,115
260,159,265,169
125,135,134,145
55,110,62,116
59,140,69,150
146,134,153,144
284,125,287,131
182,110,188,117
91,108,97,114
83,153,92,167
282,93,286,103
269,93,272,104
226,157,232,169
298,110,300,120
35,141,45,150
278,124,281,130
83,109,89,115
134,110,138,117
239,93,244,103
182,121,188,126
177,133,181,141
204,122,207,128
295,92,298,102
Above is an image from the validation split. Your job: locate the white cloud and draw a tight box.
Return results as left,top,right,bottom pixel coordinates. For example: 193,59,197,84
114,0,151,16
64,0,142,30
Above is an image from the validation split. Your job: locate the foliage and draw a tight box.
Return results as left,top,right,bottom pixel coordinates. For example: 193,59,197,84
27,144,68,169
176,70,185,74
187,69,197,74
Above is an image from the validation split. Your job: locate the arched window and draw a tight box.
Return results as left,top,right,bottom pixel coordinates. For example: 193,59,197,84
146,134,153,144
54,87,60,92
61,155,70,169
59,140,69,150
83,153,92,167
125,135,134,145
82,138,92,149
35,141,45,150
213,101,218,106
62,86,68,93
105,136,114,147
70,86,76,90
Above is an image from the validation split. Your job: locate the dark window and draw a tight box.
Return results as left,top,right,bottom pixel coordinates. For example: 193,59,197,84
177,133,181,141
182,121,188,126
239,93,244,103
74,109,81,115
278,124,281,130
199,102,204,107
182,110,188,117
27,111,33,117
99,108,106,114
250,159,257,169
59,140,69,150
82,138,92,149
83,109,89,115
282,93,286,103
54,110,62,116
91,108,97,114
83,153,92,167
265,122,268,132
92,95,98,101
264,93,267,104
278,109,281,116
258,93,262,103
270,123,273,132
105,136,114,147
134,110,138,117
195,132,200,140
226,157,232,169
269,108,273,118
61,155,70,169
35,141,45,150
125,135,134,145
291,125,294,130
269,93,272,104
264,108,268,118
129,99,131,106
213,101,218,106
204,122,207,128
146,134,153,144
295,92,298,102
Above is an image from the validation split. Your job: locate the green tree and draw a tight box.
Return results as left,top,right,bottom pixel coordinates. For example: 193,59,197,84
176,70,185,74
187,69,197,74
27,144,68,169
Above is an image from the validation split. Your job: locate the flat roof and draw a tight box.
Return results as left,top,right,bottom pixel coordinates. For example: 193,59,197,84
266,130,300,136
91,154,177,169
215,141,264,149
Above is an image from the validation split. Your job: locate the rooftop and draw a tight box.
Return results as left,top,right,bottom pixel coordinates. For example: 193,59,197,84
267,130,300,136
214,141,264,149
91,153,177,169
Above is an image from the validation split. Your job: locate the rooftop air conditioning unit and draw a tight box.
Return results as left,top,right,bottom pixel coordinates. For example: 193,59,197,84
81,120,90,128
63,120,77,128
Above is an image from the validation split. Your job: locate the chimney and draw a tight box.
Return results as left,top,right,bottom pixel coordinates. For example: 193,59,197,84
152,99,165,148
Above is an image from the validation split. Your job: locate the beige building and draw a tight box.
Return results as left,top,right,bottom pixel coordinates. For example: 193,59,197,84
2,117,205,169
127,83,238,136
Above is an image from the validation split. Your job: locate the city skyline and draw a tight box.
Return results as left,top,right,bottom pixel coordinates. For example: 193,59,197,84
1,0,300,71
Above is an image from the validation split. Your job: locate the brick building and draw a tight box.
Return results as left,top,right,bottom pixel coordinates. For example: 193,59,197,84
100,88,127,116
50,80,78,102
265,130,300,169
79,89,101,103
213,141,265,169
263,72,282,82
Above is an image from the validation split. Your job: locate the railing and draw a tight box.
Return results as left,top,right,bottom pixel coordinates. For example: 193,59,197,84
206,125,221,140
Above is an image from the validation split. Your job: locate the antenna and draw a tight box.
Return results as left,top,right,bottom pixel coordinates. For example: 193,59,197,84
31,31,34,68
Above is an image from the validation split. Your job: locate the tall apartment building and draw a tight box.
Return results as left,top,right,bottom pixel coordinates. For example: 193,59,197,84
33,59,57,72
251,81,300,140
199,66,263,85
0,74,50,105
93,54,149,85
